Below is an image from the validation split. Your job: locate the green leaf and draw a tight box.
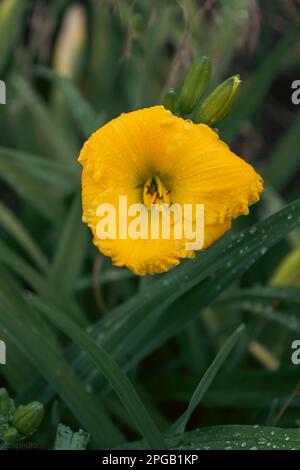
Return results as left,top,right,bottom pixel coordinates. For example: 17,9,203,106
40,199,300,398
36,67,104,137
92,199,300,368
0,201,49,272
215,286,300,332
0,0,26,73
262,185,300,248
0,147,70,221
216,286,300,307
0,239,50,297
0,329,35,393
40,200,300,410
225,301,300,334
0,239,86,326
121,425,300,450
168,324,245,434
210,0,253,76
0,146,76,185
146,369,300,409
0,271,123,448
264,113,300,190
0,267,58,347
76,268,134,291
219,19,300,141
11,76,79,163
30,296,167,450
49,195,87,296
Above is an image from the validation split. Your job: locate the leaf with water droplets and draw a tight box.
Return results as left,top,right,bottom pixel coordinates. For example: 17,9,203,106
118,425,300,450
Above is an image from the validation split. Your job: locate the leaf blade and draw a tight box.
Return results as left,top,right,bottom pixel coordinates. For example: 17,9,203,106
168,324,245,434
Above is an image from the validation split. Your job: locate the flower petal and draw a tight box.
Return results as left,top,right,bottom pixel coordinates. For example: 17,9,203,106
78,106,182,191
84,187,194,275
79,106,263,275
165,123,263,225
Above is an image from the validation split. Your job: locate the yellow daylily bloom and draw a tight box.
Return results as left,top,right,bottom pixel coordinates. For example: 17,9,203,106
79,106,263,275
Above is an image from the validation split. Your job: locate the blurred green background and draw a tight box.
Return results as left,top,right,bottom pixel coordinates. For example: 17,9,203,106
1,0,300,451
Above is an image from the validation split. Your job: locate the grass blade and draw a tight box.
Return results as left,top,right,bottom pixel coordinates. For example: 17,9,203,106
12,75,79,163
30,295,167,450
49,198,300,397
49,195,87,296
36,67,104,137
0,201,49,272
0,148,68,221
220,20,300,141
0,275,123,448
264,114,300,190
121,425,300,450
0,0,26,73
31,201,300,416
168,324,245,434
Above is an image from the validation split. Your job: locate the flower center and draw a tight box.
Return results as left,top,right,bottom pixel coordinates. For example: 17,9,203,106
143,175,171,209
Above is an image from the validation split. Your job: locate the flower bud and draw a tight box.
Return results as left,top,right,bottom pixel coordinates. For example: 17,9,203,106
194,75,241,126
2,427,19,444
53,4,87,80
0,388,15,420
178,56,211,115
13,402,44,436
162,88,177,113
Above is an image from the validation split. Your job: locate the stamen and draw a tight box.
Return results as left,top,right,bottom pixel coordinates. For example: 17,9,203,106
143,175,171,209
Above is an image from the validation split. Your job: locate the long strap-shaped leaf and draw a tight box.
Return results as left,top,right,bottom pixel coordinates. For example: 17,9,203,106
119,425,300,450
220,19,300,141
48,194,87,299
168,324,245,434
0,201,49,272
0,269,122,448
30,296,167,450
0,299,123,448
34,198,300,405
36,67,103,137
216,286,300,306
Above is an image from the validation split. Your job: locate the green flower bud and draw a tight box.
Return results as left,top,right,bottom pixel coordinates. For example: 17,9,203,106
178,56,211,115
2,427,19,444
162,88,177,113
0,388,15,421
13,402,44,436
194,75,241,126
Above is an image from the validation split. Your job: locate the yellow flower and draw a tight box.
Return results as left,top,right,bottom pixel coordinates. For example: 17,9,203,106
79,106,263,275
